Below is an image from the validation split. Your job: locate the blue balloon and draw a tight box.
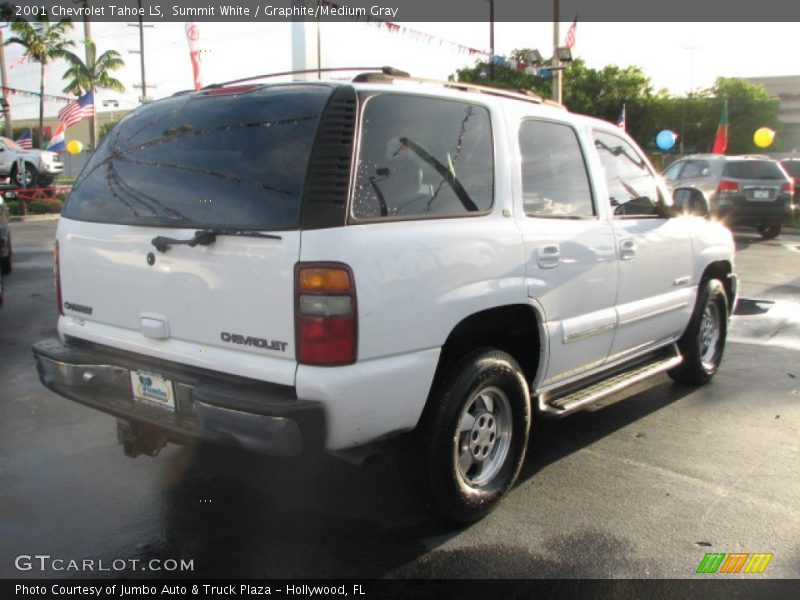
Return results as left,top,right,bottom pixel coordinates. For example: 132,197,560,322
656,129,677,151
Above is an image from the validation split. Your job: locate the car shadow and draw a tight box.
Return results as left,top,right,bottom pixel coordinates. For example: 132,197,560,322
138,377,695,578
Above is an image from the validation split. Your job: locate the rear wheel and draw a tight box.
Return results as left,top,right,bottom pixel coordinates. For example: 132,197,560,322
669,278,728,385
415,348,531,523
757,223,782,240
2,238,12,275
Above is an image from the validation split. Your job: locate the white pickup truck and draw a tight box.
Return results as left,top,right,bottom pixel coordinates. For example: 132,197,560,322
33,69,737,522
0,136,63,187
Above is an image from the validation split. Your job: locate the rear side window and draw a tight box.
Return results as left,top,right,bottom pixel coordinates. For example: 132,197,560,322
780,161,800,178
723,160,785,180
679,160,711,179
519,119,594,218
352,94,493,220
64,85,332,229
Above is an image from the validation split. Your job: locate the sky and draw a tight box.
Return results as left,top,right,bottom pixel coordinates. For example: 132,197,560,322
4,21,800,121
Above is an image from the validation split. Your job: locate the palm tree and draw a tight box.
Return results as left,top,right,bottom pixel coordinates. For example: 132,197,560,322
61,39,125,150
4,17,74,149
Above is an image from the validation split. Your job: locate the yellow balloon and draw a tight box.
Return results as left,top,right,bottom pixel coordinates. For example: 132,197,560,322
66,140,83,155
753,127,775,149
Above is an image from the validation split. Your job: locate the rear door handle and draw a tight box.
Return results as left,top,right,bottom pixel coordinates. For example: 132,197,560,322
619,238,636,261
537,244,561,269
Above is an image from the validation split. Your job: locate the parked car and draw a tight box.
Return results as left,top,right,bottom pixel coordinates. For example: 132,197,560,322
663,154,793,239
0,136,63,187
0,192,10,307
33,69,737,522
779,158,800,205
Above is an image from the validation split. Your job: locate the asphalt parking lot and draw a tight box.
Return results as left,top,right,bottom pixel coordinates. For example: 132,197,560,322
1,218,798,579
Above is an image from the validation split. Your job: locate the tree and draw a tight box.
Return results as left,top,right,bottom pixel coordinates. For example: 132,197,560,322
4,15,74,149
708,78,782,153
452,54,783,157
61,39,125,150
98,119,120,144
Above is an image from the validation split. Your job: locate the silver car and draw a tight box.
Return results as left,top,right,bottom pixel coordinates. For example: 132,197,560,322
0,136,63,188
663,154,793,239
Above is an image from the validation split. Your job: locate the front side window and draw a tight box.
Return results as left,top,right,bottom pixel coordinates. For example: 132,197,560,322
519,119,594,218
352,94,493,220
593,130,659,217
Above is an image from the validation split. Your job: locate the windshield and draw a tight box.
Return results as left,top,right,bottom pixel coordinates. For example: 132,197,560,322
722,160,785,180
63,84,332,230
1,137,24,151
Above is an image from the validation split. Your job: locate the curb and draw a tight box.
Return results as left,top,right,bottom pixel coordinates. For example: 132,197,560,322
10,214,61,223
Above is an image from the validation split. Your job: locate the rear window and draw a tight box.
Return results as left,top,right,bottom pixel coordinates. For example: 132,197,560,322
64,85,332,229
781,161,800,178
722,160,785,180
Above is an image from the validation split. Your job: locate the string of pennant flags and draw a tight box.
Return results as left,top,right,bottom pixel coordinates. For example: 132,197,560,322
1,85,72,104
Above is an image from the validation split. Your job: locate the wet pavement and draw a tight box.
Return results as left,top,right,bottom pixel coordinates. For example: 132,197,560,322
1,220,798,578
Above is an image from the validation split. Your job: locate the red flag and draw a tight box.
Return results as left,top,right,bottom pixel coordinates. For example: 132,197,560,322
712,100,728,154
185,22,203,91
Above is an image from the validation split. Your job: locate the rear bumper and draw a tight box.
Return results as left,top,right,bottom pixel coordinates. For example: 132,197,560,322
32,338,325,457
716,203,791,225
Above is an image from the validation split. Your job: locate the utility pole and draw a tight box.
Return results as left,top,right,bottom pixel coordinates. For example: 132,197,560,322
128,1,154,103
486,0,495,80
0,26,13,138
552,0,561,103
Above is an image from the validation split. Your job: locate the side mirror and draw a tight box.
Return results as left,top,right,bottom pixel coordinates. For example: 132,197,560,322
672,187,709,217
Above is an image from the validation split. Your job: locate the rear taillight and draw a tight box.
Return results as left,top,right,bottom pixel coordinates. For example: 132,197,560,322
782,179,794,195
717,179,740,194
54,240,63,316
295,263,357,366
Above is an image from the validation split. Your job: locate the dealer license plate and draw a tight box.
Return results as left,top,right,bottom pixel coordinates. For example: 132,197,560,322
130,370,176,412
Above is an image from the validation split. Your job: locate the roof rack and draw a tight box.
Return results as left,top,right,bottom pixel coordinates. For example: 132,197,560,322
352,69,563,108
203,67,401,89
198,66,563,109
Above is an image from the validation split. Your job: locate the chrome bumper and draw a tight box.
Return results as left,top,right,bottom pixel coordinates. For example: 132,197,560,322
32,338,325,457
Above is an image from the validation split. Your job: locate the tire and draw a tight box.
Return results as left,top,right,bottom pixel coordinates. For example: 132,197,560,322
0,268,4,307
11,162,38,188
37,173,55,188
757,224,782,240
1,239,12,275
414,348,531,523
669,278,728,385
1,255,10,276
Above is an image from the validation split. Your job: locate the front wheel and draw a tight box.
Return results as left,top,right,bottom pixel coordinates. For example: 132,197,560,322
669,278,728,385
757,224,782,240
11,162,38,188
415,349,531,523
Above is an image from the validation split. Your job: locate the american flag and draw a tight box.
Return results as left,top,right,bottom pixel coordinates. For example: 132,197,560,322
564,16,578,48
58,91,94,128
16,128,32,149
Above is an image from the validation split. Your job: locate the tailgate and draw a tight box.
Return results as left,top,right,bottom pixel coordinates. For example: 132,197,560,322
58,219,299,385
56,83,335,385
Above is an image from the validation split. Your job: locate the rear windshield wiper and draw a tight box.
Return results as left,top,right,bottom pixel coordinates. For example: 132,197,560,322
151,228,282,253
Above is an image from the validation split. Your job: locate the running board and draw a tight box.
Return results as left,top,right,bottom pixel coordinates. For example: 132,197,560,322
539,352,683,417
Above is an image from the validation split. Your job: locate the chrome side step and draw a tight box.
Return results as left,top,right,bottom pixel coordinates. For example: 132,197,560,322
538,349,683,417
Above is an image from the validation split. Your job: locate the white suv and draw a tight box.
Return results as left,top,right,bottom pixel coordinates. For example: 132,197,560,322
33,69,737,522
